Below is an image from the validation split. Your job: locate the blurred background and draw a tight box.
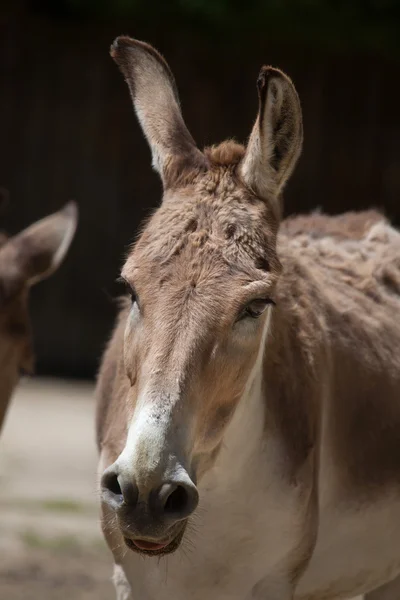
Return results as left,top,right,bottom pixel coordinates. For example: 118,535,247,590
1,2,399,599
1,0,400,380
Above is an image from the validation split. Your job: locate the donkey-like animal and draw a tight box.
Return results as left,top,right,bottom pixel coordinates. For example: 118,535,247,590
0,199,77,432
96,37,400,600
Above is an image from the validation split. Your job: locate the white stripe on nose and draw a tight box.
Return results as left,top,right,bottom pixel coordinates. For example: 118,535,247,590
116,390,190,499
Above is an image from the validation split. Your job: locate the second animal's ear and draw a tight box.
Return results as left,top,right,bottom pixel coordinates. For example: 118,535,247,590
240,67,303,217
111,36,207,188
0,201,78,301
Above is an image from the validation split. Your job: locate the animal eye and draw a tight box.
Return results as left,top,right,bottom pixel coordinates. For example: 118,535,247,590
238,298,275,321
117,277,137,304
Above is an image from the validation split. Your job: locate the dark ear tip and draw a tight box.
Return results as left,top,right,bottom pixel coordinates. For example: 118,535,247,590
110,35,136,60
257,66,290,88
109,36,175,92
110,36,161,61
110,39,119,58
61,200,78,222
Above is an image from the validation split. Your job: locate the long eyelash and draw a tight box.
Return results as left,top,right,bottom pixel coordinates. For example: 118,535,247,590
237,297,276,322
116,276,136,301
115,276,128,291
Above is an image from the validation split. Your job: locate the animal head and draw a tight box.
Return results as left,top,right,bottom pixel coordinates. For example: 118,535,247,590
0,199,78,430
101,36,303,555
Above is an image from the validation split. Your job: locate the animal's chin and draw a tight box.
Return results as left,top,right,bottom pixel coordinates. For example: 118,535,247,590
124,524,186,557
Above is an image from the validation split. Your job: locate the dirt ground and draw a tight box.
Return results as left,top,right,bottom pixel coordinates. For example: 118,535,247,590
0,378,364,600
0,378,113,600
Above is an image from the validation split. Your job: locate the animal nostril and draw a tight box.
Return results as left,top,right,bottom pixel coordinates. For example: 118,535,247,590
101,468,125,510
102,470,122,496
102,468,139,509
160,482,199,520
164,485,188,515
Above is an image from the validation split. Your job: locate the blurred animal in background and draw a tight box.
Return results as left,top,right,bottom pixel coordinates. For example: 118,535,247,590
97,37,400,600
0,193,77,432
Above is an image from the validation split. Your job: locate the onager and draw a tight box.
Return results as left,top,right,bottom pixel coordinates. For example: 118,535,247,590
96,36,400,600
0,199,77,432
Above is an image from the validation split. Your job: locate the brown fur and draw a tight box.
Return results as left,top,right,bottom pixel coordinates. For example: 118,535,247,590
282,209,384,241
204,141,245,166
96,36,400,599
110,36,208,188
0,201,77,432
278,212,400,495
96,161,281,466
277,214,400,499
96,298,131,461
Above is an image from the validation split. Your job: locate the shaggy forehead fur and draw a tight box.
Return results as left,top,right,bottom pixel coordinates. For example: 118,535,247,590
125,143,281,288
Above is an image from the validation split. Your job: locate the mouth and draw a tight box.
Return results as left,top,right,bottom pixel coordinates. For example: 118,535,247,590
124,524,186,556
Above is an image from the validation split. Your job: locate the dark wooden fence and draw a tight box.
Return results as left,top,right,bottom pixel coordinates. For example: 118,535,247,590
1,10,400,378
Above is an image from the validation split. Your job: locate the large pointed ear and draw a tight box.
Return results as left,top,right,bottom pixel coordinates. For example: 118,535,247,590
110,36,207,187
0,201,78,299
240,67,303,217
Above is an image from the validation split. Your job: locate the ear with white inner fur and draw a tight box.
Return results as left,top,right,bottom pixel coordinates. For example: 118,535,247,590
0,201,78,295
110,36,207,187
240,66,303,217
